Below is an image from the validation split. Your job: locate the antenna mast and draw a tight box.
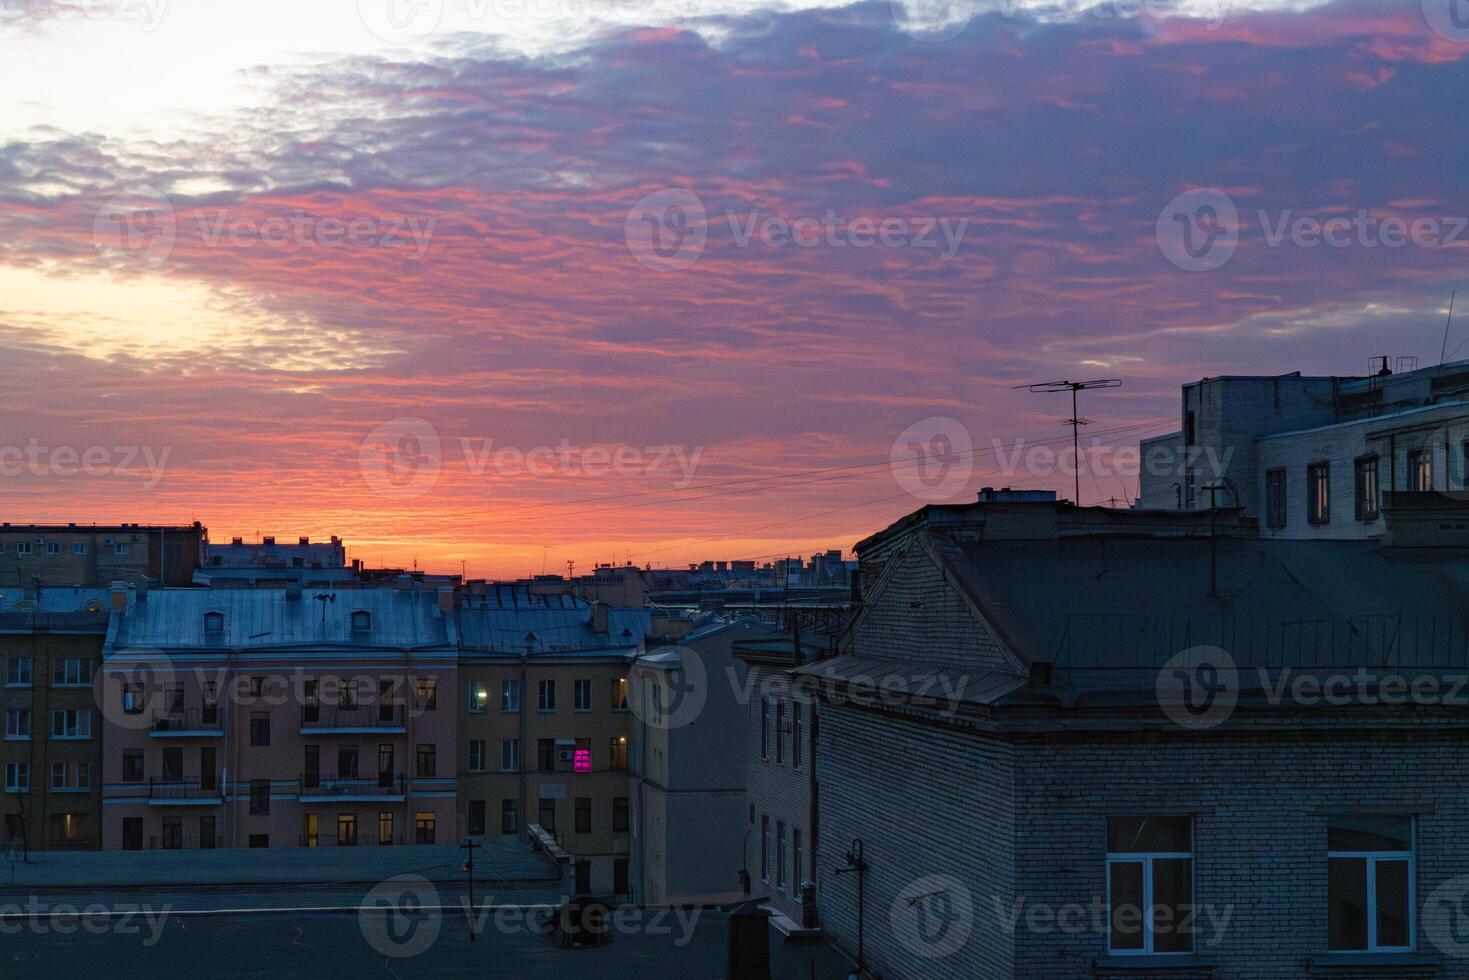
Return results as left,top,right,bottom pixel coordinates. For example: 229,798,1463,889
1014,379,1123,505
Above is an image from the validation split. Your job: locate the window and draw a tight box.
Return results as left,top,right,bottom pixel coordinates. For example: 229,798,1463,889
1409,449,1434,492
379,811,394,846
1106,816,1194,955
50,762,90,791
1355,456,1381,522
338,744,360,778
249,779,270,815
792,703,803,768
46,542,59,555
468,739,486,772
72,542,86,555
575,797,591,833
777,821,787,889
115,542,130,556
1463,441,1469,490
1328,815,1414,953
339,680,358,708
1308,462,1331,525
416,743,437,777
415,811,436,844
609,736,628,771
538,739,555,772
415,677,437,711
161,747,183,780
51,708,91,739
613,797,629,833
15,542,30,556
122,682,144,714
203,611,224,634
614,858,629,896
338,813,357,847
350,610,371,631
776,703,785,764
574,737,592,773
250,712,270,746
612,676,628,711
539,798,556,832
248,834,268,848
1266,468,1287,529
574,679,591,712
467,680,488,713
5,762,28,792
500,738,520,772
760,700,770,761
200,816,216,849
760,815,769,881
793,829,803,895
467,800,486,836
575,859,591,895
52,658,91,686
502,799,519,835
122,749,144,782
502,680,521,712
538,679,556,712
4,708,29,739
123,817,142,850
7,657,32,687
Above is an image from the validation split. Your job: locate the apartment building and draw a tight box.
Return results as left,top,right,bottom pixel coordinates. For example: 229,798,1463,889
0,587,110,851
734,630,824,931
627,617,775,906
202,535,347,570
456,585,650,897
805,496,1469,979
0,523,206,587
98,584,458,850
1139,358,1469,539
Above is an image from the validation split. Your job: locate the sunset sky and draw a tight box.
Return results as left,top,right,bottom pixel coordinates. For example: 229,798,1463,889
2,0,1468,577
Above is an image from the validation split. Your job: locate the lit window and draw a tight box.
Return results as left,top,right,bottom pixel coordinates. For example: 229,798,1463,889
1355,456,1380,522
1107,816,1194,955
1409,449,1434,492
467,680,488,713
1308,462,1330,525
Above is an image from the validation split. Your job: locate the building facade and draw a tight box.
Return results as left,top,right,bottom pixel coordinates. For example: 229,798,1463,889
0,523,206,587
99,585,458,850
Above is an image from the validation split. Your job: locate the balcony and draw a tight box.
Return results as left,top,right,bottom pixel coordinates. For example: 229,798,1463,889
299,704,406,734
150,707,223,737
148,777,223,806
297,773,406,804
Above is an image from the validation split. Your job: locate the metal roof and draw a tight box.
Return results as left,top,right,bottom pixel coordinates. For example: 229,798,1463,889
0,587,111,614
457,594,651,654
109,587,451,651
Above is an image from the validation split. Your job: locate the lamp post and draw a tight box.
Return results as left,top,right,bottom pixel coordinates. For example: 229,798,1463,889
835,838,868,975
461,838,481,942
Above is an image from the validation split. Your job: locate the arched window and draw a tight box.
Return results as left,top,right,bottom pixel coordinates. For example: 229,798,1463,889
203,611,224,633
351,610,371,632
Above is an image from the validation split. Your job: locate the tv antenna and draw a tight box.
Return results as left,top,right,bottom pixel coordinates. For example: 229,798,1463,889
1014,379,1123,505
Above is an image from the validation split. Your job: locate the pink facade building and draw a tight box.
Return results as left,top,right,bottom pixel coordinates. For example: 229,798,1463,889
99,584,458,849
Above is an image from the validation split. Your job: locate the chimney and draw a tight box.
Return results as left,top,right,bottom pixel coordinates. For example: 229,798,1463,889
592,601,609,635
135,580,149,602
299,536,310,546
231,536,243,545
438,586,455,613
263,536,276,546
110,581,130,613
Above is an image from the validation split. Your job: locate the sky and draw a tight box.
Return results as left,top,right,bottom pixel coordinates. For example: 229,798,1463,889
2,0,1468,577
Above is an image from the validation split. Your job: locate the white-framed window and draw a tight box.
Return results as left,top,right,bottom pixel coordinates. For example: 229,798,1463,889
776,821,787,890
5,708,30,739
52,657,92,687
538,679,556,712
1328,815,1415,953
15,542,31,556
115,542,130,556
46,542,60,555
1106,816,1194,955
467,680,488,713
50,761,91,791
71,542,87,555
501,680,521,713
574,679,591,712
760,815,770,883
4,762,28,792
468,739,486,772
51,708,92,739
500,738,520,772
7,657,32,687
